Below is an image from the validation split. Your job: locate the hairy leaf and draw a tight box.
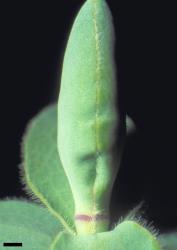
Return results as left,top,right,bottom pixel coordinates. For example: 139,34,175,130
52,220,162,250
22,105,75,234
0,200,62,250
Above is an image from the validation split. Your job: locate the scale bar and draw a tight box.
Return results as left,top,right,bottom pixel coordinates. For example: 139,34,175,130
3,243,22,247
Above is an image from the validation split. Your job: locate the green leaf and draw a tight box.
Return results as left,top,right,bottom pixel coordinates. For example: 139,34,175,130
0,200,62,250
22,105,75,234
159,232,177,250
52,220,162,250
58,0,126,234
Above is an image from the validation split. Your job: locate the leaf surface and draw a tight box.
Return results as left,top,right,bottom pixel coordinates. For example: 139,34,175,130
58,0,126,233
0,200,62,250
22,105,75,234
52,220,162,250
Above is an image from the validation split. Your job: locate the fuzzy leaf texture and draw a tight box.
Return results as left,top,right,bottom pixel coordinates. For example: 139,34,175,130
57,0,126,234
22,105,75,234
52,221,162,250
0,200,62,250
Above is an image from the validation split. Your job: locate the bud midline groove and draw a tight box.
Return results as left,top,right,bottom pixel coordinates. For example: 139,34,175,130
75,214,109,222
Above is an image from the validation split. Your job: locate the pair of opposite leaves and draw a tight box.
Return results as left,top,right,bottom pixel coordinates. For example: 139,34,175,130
0,0,176,249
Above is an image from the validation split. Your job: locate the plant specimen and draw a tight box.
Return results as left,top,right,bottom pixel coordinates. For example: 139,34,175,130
0,0,176,249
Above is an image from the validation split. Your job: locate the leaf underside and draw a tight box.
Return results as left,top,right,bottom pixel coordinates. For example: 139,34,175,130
52,220,162,250
21,104,75,234
0,200,62,250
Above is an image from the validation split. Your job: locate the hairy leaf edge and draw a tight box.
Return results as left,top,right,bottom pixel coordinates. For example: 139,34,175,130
20,104,76,235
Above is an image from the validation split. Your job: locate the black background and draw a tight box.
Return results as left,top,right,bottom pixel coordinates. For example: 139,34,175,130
1,0,176,233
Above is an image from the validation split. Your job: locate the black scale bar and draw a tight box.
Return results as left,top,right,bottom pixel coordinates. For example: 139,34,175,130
3,243,22,247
